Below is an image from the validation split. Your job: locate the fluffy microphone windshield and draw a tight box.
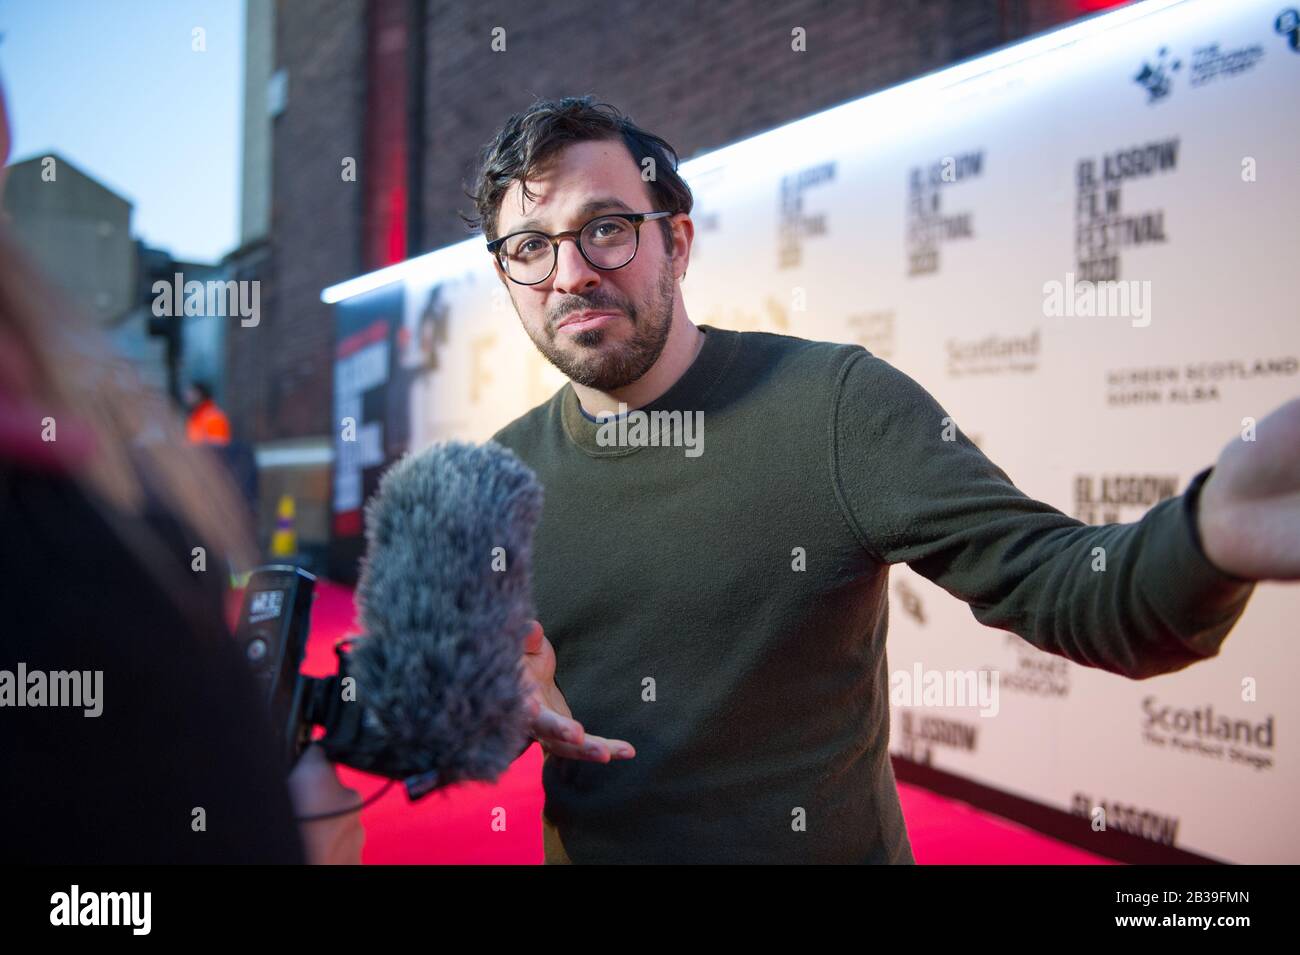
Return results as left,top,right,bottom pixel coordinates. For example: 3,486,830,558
351,440,543,786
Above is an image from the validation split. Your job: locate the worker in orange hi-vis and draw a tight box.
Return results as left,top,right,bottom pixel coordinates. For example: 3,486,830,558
184,381,231,446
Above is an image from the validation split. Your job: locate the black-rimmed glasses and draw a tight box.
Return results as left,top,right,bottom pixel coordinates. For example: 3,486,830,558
487,211,673,286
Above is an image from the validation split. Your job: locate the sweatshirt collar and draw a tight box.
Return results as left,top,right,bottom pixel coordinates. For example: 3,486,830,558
560,324,740,457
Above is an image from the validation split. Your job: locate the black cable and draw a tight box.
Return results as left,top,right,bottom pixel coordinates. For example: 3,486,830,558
294,779,395,823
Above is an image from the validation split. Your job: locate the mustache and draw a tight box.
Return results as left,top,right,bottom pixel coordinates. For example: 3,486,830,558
550,297,631,330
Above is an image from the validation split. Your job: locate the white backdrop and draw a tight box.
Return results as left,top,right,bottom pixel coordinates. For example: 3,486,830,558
326,0,1300,862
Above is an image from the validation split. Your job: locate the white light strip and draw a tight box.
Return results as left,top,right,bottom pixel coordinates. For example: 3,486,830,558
321,233,486,303
322,0,1190,305
255,440,336,468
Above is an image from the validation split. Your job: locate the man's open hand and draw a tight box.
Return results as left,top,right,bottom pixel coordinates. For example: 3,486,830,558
1198,396,1300,581
522,620,636,763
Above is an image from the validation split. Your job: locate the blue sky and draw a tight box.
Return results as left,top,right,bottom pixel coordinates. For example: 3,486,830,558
0,0,244,263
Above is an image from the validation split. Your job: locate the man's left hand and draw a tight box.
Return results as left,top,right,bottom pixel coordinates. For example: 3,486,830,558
1198,396,1300,581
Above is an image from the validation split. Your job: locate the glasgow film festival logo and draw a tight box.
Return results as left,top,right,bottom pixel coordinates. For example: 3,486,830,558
1073,138,1178,282
905,150,983,277
777,162,835,269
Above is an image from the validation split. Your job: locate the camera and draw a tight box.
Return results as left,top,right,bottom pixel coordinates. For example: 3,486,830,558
231,564,442,800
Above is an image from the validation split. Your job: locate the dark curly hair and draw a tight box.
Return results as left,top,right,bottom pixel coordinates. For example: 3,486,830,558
461,95,693,254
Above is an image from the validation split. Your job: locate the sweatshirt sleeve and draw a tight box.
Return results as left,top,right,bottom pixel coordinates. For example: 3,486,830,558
830,349,1256,680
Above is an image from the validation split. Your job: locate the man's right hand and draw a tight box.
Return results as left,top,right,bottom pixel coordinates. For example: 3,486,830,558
522,620,635,763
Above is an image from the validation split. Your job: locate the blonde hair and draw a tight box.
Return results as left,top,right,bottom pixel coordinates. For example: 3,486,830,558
0,223,257,575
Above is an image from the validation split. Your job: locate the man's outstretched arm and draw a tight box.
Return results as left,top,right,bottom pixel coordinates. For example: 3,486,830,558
830,350,1279,680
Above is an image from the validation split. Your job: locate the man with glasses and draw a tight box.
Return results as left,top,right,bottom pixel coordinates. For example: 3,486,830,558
472,96,1292,864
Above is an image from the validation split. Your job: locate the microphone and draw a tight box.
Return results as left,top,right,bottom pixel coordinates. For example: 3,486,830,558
346,439,543,790
237,440,543,800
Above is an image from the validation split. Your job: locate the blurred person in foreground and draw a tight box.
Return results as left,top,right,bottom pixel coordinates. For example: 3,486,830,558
0,79,361,864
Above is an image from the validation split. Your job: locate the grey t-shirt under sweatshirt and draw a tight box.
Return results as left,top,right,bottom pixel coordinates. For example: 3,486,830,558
491,324,1256,864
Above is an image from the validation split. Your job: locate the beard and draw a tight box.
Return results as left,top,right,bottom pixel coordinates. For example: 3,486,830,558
523,261,676,392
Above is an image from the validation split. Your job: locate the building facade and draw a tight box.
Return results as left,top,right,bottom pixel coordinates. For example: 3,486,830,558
230,0,1127,563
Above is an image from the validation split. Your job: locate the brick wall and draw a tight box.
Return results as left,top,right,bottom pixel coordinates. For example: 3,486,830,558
227,0,366,444
418,0,1104,251
233,0,1113,550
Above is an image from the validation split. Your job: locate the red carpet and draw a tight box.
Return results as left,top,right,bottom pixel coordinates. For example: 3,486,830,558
271,579,1115,865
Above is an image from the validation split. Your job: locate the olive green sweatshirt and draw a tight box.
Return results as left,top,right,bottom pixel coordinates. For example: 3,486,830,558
491,324,1255,864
